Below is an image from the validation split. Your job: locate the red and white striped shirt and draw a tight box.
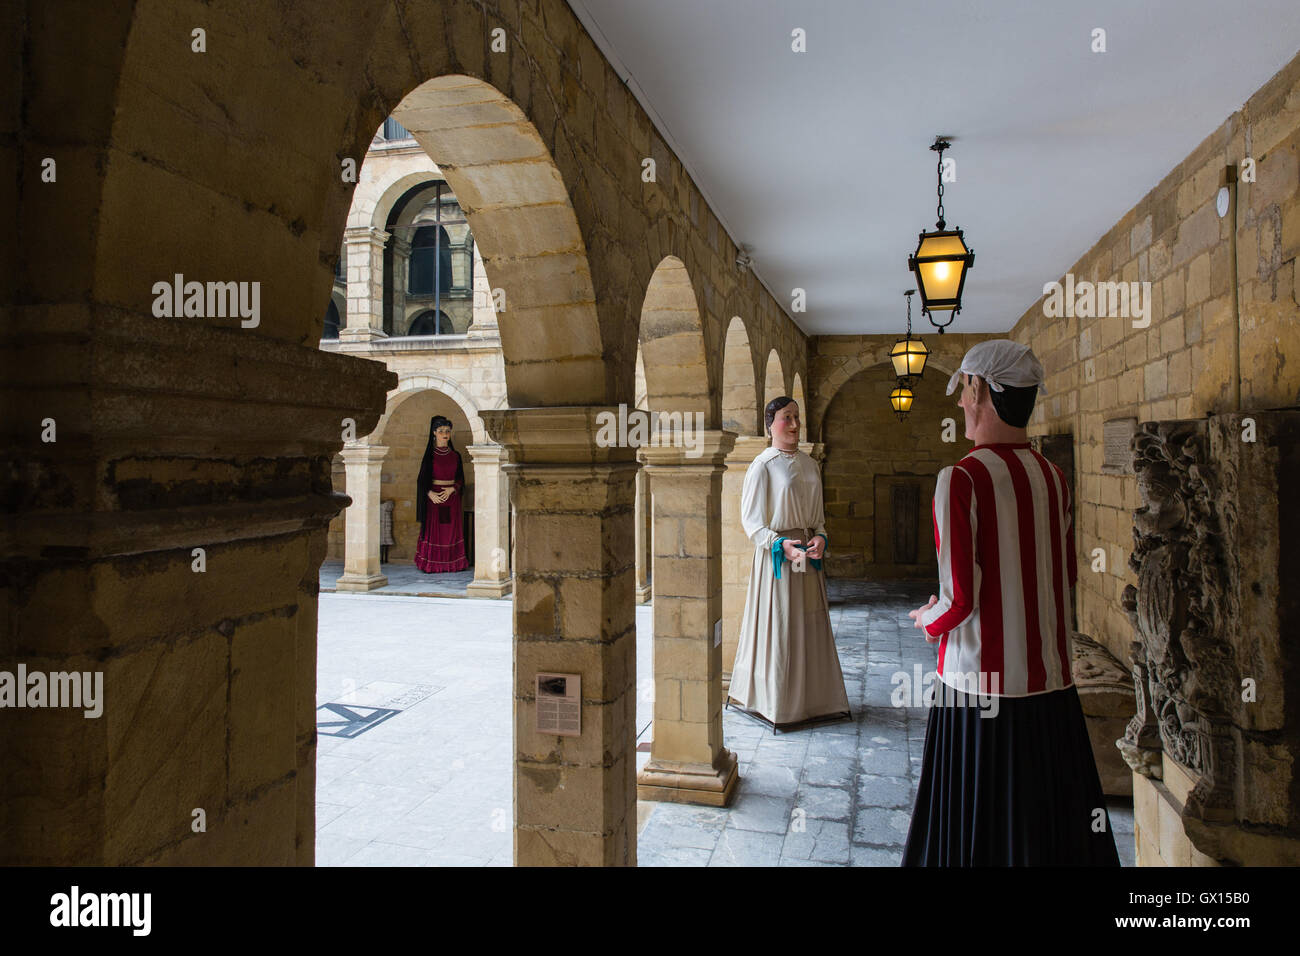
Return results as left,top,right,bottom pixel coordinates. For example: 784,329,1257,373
919,442,1077,697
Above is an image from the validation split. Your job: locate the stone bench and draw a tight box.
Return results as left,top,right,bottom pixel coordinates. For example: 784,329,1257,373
1070,632,1136,797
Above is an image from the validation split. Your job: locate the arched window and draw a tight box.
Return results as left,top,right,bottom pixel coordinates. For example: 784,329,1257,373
408,225,452,296
407,310,453,335
322,300,340,340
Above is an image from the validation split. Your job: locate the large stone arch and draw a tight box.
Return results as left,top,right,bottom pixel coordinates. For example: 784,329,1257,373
389,75,604,406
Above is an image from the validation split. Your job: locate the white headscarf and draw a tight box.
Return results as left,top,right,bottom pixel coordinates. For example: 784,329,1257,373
945,340,1048,395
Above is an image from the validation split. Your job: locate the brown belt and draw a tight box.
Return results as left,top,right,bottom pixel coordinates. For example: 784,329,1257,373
433,479,456,485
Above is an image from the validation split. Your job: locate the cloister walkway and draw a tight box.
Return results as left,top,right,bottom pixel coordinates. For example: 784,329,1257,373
315,580,1135,866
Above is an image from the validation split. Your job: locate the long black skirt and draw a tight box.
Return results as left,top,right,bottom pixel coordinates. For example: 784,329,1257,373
902,682,1121,866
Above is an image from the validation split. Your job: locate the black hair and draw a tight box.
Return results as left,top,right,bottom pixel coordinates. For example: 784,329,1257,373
986,381,1038,428
764,396,796,433
430,415,454,448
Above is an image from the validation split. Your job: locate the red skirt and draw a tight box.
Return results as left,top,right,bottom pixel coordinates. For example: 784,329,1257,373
414,495,468,573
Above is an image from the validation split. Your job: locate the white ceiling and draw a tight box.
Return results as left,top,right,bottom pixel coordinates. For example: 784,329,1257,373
567,0,1300,335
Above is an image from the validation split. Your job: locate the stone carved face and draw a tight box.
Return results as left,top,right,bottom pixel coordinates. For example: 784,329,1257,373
1135,459,1185,534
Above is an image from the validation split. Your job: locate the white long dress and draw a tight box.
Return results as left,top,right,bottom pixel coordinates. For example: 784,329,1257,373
729,445,850,726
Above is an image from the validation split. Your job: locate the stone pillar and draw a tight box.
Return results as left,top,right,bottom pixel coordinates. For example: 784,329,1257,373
722,435,770,684
335,443,388,591
1,303,395,865
634,458,651,603
466,241,500,341
637,430,739,807
480,407,637,866
341,226,388,344
465,443,512,598
389,236,411,335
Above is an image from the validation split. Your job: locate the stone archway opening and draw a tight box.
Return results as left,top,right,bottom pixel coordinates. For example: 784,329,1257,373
763,348,786,413
633,256,739,810
719,318,764,686
389,76,605,407
312,75,623,866
791,372,808,444
722,317,758,436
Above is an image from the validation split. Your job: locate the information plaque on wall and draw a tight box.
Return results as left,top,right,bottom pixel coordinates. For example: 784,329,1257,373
536,672,581,737
1102,417,1138,474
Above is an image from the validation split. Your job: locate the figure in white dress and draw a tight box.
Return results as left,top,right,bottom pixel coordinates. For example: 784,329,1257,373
727,397,851,730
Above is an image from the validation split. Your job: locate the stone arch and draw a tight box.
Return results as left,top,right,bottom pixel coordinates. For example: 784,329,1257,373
637,256,710,418
762,348,786,432
791,372,807,443
634,344,650,411
819,359,968,578
813,347,960,444
362,170,447,232
722,317,759,435
373,372,487,446
389,75,605,406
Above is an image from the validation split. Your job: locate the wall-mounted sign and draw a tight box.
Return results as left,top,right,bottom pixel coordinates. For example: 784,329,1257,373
1102,418,1138,475
536,672,581,737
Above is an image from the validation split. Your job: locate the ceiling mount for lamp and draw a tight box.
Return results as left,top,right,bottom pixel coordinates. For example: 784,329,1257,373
908,137,975,333
890,289,931,379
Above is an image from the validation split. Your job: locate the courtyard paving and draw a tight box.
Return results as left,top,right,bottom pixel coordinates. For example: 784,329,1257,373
315,576,1135,866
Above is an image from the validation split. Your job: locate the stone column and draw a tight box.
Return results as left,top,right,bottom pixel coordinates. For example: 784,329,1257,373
335,443,388,591
480,406,637,866
637,430,739,807
722,435,771,684
389,235,411,335
341,225,388,344
465,443,512,598
2,301,395,865
466,241,500,341
634,458,651,603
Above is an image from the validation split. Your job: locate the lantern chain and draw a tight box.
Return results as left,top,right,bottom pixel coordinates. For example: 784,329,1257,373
931,138,949,230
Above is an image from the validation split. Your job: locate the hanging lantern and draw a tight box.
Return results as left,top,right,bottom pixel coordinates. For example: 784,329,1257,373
889,289,931,379
889,380,915,421
908,138,974,332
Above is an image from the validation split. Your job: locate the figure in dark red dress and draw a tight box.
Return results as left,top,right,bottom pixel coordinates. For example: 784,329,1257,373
414,415,468,573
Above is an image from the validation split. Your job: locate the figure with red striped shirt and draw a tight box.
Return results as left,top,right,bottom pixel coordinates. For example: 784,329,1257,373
902,340,1119,866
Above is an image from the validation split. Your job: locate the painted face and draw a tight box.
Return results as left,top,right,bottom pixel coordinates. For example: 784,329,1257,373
771,402,800,445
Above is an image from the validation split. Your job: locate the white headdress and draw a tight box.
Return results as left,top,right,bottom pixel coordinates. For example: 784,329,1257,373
945,340,1048,395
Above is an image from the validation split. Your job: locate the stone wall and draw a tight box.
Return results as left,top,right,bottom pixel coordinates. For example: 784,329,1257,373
1008,49,1300,671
